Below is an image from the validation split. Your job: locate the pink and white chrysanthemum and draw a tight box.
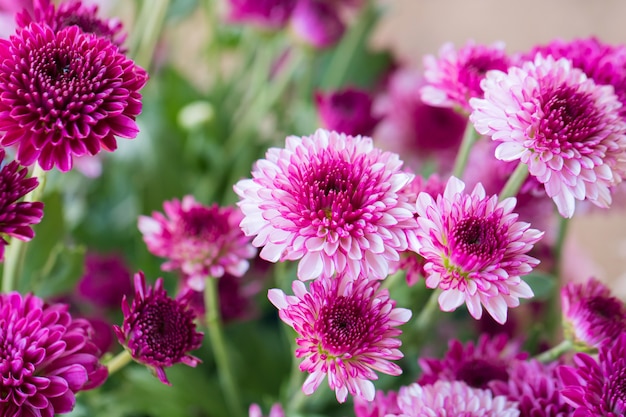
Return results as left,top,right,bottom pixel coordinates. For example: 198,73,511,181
234,129,415,281
268,274,411,403
421,40,510,113
138,196,257,291
412,176,543,324
470,54,626,218
391,380,520,417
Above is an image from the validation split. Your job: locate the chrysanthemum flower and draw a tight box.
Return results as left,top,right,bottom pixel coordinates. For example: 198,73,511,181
290,0,344,49
391,380,520,417
77,251,133,310
226,0,296,30
491,359,574,417
268,274,411,403
113,271,203,385
418,333,527,389
421,40,510,113
558,331,626,416
234,129,415,281
0,149,44,261
315,87,379,137
0,292,108,415
470,54,626,218
0,22,148,171
353,389,400,417
412,176,542,324
561,277,626,350
138,196,256,291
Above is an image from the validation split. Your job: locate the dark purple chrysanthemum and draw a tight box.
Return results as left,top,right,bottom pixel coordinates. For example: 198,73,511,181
558,331,626,416
315,87,379,136
0,148,44,261
0,292,108,416
418,333,527,389
290,0,344,49
77,252,133,310
0,22,148,172
113,271,203,385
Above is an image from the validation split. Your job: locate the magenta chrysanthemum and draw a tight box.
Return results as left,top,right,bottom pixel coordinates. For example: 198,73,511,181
0,22,148,171
234,129,415,281
412,176,543,324
113,271,203,385
470,54,626,218
421,40,510,113
558,331,626,416
418,333,527,389
268,274,411,403
561,277,626,350
0,292,108,416
77,252,133,310
391,380,520,417
138,196,257,291
0,149,44,261
353,389,400,417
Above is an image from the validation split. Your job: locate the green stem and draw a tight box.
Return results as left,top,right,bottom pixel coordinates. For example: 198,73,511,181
414,288,442,333
551,215,569,277
534,339,573,363
2,164,47,293
498,162,529,201
130,0,170,70
204,278,244,417
106,349,134,375
452,122,479,178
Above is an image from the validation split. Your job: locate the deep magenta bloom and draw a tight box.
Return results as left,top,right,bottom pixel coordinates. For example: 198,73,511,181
470,54,626,218
558,331,626,416
268,274,411,403
77,252,133,309
227,0,296,29
138,196,256,291
391,380,520,417
412,176,542,324
290,0,344,49
113,271,203,385
315,87,379,136
561,277,626,350
234,129,415,281
418,333,527,389
421,40,510,113
0,22,148,172
0,292,108,416
0,149,44,261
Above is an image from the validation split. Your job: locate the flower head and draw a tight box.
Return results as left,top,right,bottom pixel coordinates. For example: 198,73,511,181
0,149,44,261
226,0,296,29
391,380,520,417
561,277,626,350
421,40,511,113
138,196,257,291
470,54,626,218
315,87,379,136
353,389,400,417
113,271,203,385
268,274,411,403
0,292,108,415
0,22,148,171
77,252,133,310
234,129,415,281
558,331,626,416
418,333,527,389
290,0,344,49
412,176,543,324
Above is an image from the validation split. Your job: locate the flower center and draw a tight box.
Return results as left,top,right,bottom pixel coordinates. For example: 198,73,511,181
449,215,504,270
459,53,509,99
318,296,368,355
583,296,626,337
180,206,229,240
455,358,509,389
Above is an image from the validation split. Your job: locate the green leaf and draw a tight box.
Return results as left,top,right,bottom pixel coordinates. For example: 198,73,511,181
522,272,557,300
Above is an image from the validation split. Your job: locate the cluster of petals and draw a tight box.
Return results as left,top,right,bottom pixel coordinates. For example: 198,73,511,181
0,21,147,171
0,291,108,416
558,331,626,416
411,176,543,324
268,273,411,403
391,380,520,417
421,40,511,113
315,87,379,137
77,251,133,310
234,129,416,281
561,277,626,350
138,196,257,291
0,149,44,261
353,389,400,417
470,54,626,218
113,271,204,385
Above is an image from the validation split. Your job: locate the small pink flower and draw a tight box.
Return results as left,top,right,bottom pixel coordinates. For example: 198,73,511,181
315,87,379,136
290,0,344,49
268,274,411,403
470,54,626,218
412,176,543,324
234,129,415,281
113,271,203,385
421,40,510,113
138,196,257,290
